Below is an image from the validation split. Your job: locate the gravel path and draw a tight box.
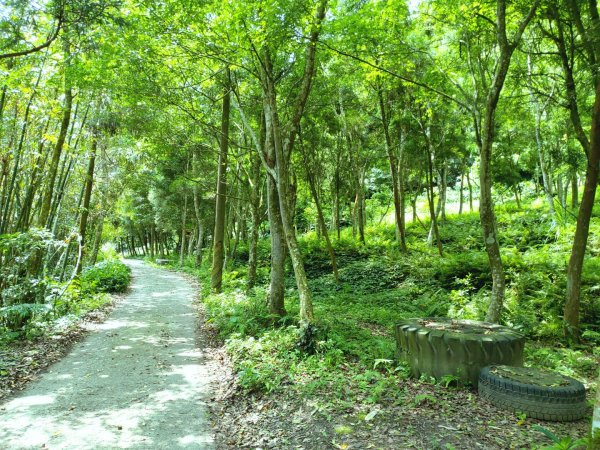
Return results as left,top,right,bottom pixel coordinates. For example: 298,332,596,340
0,260,215,449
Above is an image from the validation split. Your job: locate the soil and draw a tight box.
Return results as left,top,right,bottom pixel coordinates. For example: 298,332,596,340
208,356,593,450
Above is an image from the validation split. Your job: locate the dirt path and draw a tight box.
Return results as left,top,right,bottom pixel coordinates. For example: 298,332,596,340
0,260,215,449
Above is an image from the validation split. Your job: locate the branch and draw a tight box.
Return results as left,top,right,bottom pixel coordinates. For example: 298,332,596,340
231,91,277,181
0,16,63,60
317,39,472,112
510,0,541,50
284,0,328,161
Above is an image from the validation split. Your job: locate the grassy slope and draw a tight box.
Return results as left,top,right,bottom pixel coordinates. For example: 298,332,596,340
181,198,599,448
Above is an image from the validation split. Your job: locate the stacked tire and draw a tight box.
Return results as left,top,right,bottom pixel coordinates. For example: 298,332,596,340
478,365,587,422
395,318,525,385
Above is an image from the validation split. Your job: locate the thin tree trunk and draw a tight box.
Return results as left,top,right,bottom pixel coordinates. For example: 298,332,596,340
39,83,72,228
76,132,97,274
355,186,366,244
334,151,341,239
193,185,204,268
187,228,195,256
89,210,105,266
259,0,326,323
513,185,521,208
426,143,443,256
307,170,339,282
467,170,474,212
0,65,43,233
398,128,407,245
247,205,260,289
571,171,578,208
459,170,465,215
16,118,51,230
378,88,407,252
179,193,188,266
264,81,312,321
439,162,447,223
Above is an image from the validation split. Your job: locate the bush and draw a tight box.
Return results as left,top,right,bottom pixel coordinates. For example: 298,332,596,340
97,242,119,262
0,229,66,306
80,260,131,294
0,303,52,334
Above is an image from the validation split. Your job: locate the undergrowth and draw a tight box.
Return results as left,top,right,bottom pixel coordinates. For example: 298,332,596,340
0,257,130,343
171,199,598,415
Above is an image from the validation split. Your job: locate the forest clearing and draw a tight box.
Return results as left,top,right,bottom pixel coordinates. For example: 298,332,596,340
0,0,599,449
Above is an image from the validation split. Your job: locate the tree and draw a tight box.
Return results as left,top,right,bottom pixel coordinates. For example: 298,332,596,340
211,69,230,293
544,0,600,342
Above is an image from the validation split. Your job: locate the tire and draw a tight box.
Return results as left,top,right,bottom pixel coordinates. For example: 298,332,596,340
478,365,588,422
395,318,524,385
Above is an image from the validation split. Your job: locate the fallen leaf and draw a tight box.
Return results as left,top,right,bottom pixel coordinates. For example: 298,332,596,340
364,409,380,422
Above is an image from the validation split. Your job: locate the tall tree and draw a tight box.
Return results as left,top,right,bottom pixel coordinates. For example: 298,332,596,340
545,0,600,341
211,68,231,293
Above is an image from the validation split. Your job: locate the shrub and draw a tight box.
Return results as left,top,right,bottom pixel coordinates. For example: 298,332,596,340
0,303,52,334
0,229,66,306
97,242,119,262
80,260,131,294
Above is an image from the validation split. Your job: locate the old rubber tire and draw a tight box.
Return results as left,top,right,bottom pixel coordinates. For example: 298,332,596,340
479,365,587,422
395,318,524,385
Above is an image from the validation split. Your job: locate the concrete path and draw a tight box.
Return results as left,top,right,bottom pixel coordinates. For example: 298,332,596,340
0,260,214,449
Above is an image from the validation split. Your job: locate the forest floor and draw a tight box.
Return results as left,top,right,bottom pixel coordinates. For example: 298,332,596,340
0,260,216,449
207,338,593,450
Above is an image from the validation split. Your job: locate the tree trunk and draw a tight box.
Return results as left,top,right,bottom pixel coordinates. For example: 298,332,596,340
264,89,312,319
426,143,443,256
179,193,188,266
555,174,564,210
39,87,72,228
267,167,287,314
439,162,447,223
211,67,230,292
333,160,341,239
564,79,600,342
193,185,204,268
459,170,465,215
398,128,407,245
356,188,366,244
571,171,578,208
259,0,326,323
513,185,521,209
247,152,262,289
89,211,105,266
527,53,556,218
16,118,51,231
378,88,407,252
247,205,260,289
307,170,339,282
187,227,195,257
467,170,474,212
479,0,538,323
0,64,43,233
76,132,97,274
